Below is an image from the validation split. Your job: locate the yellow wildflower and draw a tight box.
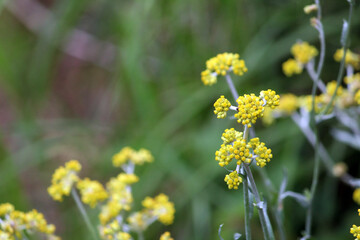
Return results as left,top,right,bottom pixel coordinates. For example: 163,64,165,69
353,188,360,205
231,139,252,165
355,90,360,104
112,147,153,167
48,160,81,201
76,178,108,208
251,138,273,167
215,144,234,167
201,53,247,86
160,232,174,240
351,224,360,240
235,94,264,127
0,203,14,216
142,194,175,225
224,171,242,190
291,42,318,64
278,94,298,115
326,81,343,97
214,96,231,119
334,48,360,69
260,89,280,109
221,128,243,144
282,58,303,77
201,69,217,86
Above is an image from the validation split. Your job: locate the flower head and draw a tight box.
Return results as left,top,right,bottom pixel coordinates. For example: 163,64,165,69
142,194,175,225
354,189,360,205
277,94,299,115
260,89,280,109
224,171,242,190
282,58,303,77
221,128,243,144
113,147,153,167
231,139,252,165
201,53,247,86
160,232,174,240
235,94,264,127
250,138,273,167
214,96,232,119
76,178,108,208
334,48,360,69
215,144,235,167
291,42,318,64
48,160,81,201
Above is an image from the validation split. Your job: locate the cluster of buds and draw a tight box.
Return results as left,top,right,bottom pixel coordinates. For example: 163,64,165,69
48,147,175,240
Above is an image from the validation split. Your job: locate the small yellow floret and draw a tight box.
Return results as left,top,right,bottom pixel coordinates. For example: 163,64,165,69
334,48,360,69
0,203,14,216
291,42,318,64
201,69,217,86
282,58,303,77
355,90,360,105
214,96,231,119
113,147,153,167
221,128,243,144
224,171,242,190
326,81,343,97
235,94,264,127
353,188,360,205
215,144,234,167
231,139,252,165
142,194,175,225
160,231,174,240
76,178,108,208
251,138,273,167
260,89,280,109
201,53,247,85
278,94,299,115
350,224,360,240
48,160,81,201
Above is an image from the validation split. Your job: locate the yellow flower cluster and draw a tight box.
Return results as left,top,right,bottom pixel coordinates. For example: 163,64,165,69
48,160,81,201
224,171,243,190
291,42,318,64
260,89,280,109
0,203,60,240
214,96,231,118
282,58,303,77
354,189,360,205
48,147,174,239
128,194,175,231
235,94,265,127
250,138,273,167
99,173,138,224
215,128,273,170
334,48,360,70
112,147,154,167
99,219,131,240
201,53,248,86
282,42,318,77
160,232,174,240
350,209,360,240
77,178,109,208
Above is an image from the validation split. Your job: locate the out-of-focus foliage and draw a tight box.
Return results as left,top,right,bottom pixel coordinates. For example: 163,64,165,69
0,0,359,239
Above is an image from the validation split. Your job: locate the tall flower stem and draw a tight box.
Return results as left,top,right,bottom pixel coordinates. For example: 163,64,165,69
225,74,275,240
243,172,252,240
71,188,100,240
226,74,239,100
243,164,275,240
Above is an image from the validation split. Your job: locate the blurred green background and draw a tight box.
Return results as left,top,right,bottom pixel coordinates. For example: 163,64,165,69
0,0,360,239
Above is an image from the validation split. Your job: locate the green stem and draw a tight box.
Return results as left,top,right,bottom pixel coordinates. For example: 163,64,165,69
321,0,354,115
71,188,100,240
243,172,252,240
244,164,275,240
